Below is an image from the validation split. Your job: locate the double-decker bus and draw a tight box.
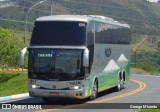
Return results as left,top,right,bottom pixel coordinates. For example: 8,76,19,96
20,15,131,102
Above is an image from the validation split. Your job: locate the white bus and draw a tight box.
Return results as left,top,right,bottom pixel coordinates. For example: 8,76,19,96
20,15,131,102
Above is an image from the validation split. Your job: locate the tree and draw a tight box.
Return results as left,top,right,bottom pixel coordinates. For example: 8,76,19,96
0,27,23,67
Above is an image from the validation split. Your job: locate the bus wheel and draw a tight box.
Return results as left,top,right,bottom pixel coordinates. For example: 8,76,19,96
42,97,52,103
121,79,125,89
90,80,98,100
116,76,123,92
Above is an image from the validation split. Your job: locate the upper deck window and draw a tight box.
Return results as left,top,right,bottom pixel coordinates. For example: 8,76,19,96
31,21,86,46
95,22,131,44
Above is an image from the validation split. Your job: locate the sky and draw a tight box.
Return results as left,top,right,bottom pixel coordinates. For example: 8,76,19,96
147,0,159,2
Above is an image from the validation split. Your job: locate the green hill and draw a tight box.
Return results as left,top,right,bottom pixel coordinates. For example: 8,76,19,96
0,0,160,35
0,0,160,73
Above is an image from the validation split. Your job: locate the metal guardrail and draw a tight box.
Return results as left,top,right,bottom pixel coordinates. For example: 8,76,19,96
0,68,27,72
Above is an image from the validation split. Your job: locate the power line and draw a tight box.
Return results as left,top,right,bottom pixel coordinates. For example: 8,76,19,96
61,0,160,21
19,0,160,19
13,4,51,13
1,1,160,31
18,0,67,14
53,0,160,25
1,16,160,32
0,17,33,24
0,4,60,19
18,0,160,17
15,0,160,26
19,0,50,7
52,5,160,27
12,2,69,14
62,0,160,11
20,0,155,12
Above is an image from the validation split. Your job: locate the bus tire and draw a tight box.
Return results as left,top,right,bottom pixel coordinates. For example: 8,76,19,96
121,73,126,89
90,80,98,100
115,76,123,92
121,76,125,90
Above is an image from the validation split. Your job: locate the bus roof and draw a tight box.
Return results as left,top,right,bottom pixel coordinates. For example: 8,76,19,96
36,15,130,28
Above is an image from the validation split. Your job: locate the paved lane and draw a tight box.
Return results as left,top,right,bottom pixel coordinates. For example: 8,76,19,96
1,74,160,112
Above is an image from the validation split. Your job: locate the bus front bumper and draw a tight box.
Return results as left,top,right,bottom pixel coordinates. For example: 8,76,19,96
29,88,86,99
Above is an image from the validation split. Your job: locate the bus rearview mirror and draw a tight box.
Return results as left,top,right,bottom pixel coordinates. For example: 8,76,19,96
83,48,89,67
19,47,28,67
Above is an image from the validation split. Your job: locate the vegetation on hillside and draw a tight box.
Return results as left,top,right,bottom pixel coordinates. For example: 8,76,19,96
0,0,159,35
132,51,160,73
131,34,160,73
58,0,160,35
0,27,24,68
0,0,160,73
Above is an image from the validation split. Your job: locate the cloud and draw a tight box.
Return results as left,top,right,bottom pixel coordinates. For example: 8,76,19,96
147,0,159,2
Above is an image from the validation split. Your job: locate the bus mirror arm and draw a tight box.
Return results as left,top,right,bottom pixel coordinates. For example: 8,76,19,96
83,48,89,67
19,47,28,67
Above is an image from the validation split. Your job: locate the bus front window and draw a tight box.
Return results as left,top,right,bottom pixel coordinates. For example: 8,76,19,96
28,49,84,80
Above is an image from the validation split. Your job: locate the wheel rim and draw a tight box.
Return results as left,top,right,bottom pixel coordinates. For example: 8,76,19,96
117,77,121,91
92,82,97,98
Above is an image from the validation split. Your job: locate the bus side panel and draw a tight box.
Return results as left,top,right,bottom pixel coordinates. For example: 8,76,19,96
90,44,131,92
124,61,131,82
84,75,94,97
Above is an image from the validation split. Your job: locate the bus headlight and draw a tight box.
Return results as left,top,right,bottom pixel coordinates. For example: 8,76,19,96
32,84,40,89
69,86,82,90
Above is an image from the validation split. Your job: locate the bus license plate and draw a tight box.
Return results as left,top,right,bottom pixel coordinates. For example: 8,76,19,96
49,92,59,96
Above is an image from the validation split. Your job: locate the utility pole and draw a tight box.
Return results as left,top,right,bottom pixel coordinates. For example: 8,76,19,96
51,0,53,15
24,0,47,45
135,51,136,68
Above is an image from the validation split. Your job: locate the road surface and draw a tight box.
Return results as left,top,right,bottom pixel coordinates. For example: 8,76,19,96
1,74,160,112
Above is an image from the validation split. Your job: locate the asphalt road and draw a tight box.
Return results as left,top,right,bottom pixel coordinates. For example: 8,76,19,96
1,74,160,112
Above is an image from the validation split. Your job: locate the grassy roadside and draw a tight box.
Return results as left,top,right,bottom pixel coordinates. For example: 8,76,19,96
0,72,28,97
138,109,160,112
131,68,160,75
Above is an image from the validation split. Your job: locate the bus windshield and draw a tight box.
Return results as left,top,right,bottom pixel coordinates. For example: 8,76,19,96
28,49,84,80
31,21,86,46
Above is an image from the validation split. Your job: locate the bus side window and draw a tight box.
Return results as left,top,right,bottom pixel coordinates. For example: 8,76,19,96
87,21,94,73
85,67,90,75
